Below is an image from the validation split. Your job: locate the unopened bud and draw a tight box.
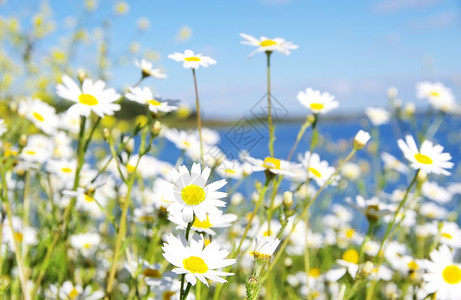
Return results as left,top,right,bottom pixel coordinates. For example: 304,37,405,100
19,134,27,147
151,120,162,137
123,137,134,153
353,130,371,150
283,191,293,208
387,86,398,99
362,261,374,276
103,128,110,141
77,69,87,83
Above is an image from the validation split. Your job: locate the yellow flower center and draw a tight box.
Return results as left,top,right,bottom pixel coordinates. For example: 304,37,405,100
14,232,23,242
183,256,208,274
263,157,281,169
32,112,44,122
259,39,277,47
143,268,162,278
442,232,453,240
181,184,206,205
61,167,72,173
78,94,98,106
163,291,176,300
185,56,201,62
183,141,191,148
126,164,136,173
408,261,419,270
83,243,91,249
309,268,321,278
310,103,324,110
25,150,36,155
345,228,355,239
342,249,359,264
414,153,433,165
442,265,461,285
192,215,212,229
225,169,236,174
84,194,94,202
308,167,322,178
430,91,440,97
69,287,79,299
148,99,161,106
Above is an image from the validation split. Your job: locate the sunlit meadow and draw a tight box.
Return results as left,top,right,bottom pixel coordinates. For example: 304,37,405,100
1,1,461,300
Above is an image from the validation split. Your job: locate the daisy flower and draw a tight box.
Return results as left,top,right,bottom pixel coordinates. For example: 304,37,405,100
20,98,59,135
346,195,393,222
168,49,216,69
353,130,371,150
134,58,167,79
125,86,177,114
298,151,337,186
244,155,297,177
397,135,453,175
56,75,121,118
48,281,104,300
365,107,390,126
297,88,338,114
422,181,452,204
326,249,360,281
439,222,461,248
251,236,281,264
240,33,298,57
161,163,228,222
0,119,6,136
162,234,236,286
422,245,461,299
381,152,408,174
168,211,237,236
70,232,101,256
417,81,457,112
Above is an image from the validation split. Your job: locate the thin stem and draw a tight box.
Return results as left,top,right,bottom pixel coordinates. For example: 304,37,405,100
192,68,204,165
287,116,312,161
266,51,274,157
181,283,192,300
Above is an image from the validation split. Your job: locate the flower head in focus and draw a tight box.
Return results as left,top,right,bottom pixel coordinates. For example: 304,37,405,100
168,50,216,69
240,33,298,57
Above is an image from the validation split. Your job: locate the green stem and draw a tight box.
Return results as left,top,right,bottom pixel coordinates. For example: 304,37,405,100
266,51,274,157
192,68,204,165
181,283,192,300
287,116,312,161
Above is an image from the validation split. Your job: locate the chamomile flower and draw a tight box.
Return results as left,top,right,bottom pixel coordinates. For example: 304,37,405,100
417,81,457,112
70,232,101,256
0,119,6,136
245,155,297,177
162,163,228,222
422,181,452,204
239,33,298,57
125,86,177,114
134,58,167,79
48,281,104,300
251,236,281,264
162,234,236,286
168,211,237,236
397,135,453,176
168,49,216,69
422,245,461,299
326,249,360,281
381,152,408,174
297,88,338,114
298,151,337,186
21,98,59,135
353,130,371,150
439,222,461,248
346,195,394,222
56,75,121,118
365,107,390,126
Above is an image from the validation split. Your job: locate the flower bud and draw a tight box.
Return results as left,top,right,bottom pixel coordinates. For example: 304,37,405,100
283,191,293,208
353,130,371,150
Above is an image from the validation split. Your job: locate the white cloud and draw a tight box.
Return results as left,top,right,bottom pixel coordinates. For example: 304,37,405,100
372,0,445,14
407,10,460,29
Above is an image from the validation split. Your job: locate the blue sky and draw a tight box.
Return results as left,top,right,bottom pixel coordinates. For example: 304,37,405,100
3,0,461,119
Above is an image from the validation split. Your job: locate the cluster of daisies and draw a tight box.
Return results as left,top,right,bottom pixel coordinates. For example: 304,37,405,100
0,31,460,300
